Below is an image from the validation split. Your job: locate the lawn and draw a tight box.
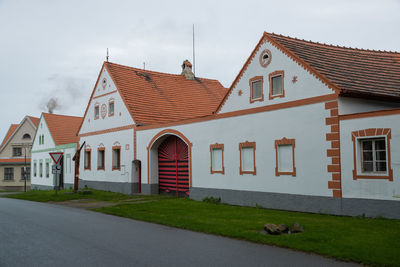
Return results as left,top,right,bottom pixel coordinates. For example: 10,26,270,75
3,188,135,202
3,190,399,266
96,197,400,266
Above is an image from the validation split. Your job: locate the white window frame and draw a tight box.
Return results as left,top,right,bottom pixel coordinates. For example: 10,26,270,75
351,128,393,181
358,138,388,175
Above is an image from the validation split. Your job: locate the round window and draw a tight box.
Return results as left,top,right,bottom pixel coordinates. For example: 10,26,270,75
101,104,107,119
259,49,272,68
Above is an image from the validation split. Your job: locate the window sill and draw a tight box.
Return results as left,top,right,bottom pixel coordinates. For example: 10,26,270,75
352,169,393,181
239,169,256,175
3,179,15,182
210,168,225,174
269,93,284,100
112,167,121,171
249,97,264,104
275,169,296,177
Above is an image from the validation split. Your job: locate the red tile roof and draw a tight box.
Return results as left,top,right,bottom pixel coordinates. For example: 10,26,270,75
105,62,227,125
0,124,18,149
43,113,82,146
28,116,40,127
266,32,400,100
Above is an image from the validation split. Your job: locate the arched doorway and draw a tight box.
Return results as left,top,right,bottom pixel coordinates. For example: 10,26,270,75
158,135,189,196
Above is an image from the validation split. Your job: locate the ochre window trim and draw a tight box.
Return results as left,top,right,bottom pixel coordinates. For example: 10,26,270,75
112,146,121,171
97,147,105,170
269,70,285,100
84,148,91,170
210,143,225,174
352,128,393,181
249,76,264,103
275,137,296,176
94,102,100,120
239,141,256,175
108,98,115,117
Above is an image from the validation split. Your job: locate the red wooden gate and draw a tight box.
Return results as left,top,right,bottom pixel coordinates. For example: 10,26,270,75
158,135,189,196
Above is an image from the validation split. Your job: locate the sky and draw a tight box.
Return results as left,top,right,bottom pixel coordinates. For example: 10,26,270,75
0,0,399,141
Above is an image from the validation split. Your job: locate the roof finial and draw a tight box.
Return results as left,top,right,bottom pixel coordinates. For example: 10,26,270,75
106,48,109,62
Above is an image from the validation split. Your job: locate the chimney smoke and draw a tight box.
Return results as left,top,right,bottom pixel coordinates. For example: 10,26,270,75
46,98,59,114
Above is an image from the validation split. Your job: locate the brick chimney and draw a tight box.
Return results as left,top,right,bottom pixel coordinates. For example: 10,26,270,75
181,60,194,80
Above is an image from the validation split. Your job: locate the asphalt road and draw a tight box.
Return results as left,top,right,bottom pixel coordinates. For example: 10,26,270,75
0,197,358,267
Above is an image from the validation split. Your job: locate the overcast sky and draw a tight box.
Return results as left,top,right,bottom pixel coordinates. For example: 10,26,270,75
0,0,399,141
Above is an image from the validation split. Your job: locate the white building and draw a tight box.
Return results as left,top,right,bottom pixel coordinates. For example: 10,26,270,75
31,113,82,190
78,32,400,219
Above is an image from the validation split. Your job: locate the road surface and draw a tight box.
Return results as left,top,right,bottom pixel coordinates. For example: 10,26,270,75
0,197,358,267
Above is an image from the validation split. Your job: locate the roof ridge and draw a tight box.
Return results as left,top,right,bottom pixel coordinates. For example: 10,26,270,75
269,32,400,54
105,61,220,82
27,115,39,120
43,112,82,119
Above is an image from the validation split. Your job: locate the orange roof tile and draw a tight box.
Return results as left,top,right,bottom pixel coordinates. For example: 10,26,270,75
105,62,227,125
43,113,82,146
266,32,400,100
0,158,31,163
0,124,18,149
28,116,40,127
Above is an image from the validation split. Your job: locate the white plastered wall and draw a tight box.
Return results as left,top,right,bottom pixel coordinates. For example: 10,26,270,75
219,39,334,114
31,117,56,152
31,116,76,188
78,64,136,185
79,67,134,134
338,97,400,115
137,100,332,197
79,128,134,183
31,147,76,188
340,114,400,200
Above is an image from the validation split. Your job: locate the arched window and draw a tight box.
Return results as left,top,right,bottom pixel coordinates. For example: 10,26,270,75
23,133,31,139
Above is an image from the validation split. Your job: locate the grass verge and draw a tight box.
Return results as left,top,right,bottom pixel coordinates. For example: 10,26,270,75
2,188,137,202
95,197,400,266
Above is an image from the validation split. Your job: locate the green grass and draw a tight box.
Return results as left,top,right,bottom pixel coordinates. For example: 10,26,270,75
95,198,400,266
2,188,135,202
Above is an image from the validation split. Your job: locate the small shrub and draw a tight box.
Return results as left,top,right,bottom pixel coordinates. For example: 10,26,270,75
202,196,221,204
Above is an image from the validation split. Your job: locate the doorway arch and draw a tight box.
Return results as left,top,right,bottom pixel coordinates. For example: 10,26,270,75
147,129,192,196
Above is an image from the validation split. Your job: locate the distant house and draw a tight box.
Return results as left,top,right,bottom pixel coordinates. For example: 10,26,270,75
77,32,400,219
0,116,39,191
30,113,82,190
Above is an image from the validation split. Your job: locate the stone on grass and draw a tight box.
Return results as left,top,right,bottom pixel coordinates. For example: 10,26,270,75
277,224,289,233
264,223,281,235
289,222,304,233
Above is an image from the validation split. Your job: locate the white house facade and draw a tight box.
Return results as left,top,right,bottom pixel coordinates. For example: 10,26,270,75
31,113,82,190
77,32,400,219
